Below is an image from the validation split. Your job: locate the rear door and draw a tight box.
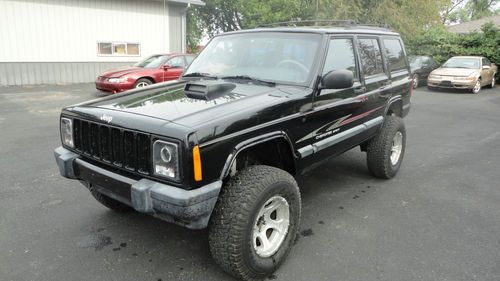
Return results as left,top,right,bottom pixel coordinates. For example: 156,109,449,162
356,36,391,122
381,37,411,111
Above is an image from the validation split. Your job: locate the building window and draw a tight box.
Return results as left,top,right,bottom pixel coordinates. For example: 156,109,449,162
97,42,141,56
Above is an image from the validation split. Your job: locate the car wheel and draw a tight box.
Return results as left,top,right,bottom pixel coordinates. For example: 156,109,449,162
89,185,132,211
134,78,153,88
471,79,481,94
488,75,496,88
366,115,406,179
412,74,419,88
209,165,301,281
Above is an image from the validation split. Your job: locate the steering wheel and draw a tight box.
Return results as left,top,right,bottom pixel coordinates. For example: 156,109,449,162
276,60,309,76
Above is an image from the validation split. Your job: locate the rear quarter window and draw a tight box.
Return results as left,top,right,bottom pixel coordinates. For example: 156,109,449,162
383,39,407,72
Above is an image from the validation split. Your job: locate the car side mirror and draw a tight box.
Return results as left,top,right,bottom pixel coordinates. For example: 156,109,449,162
163,64,172,70
483,65,491,70
321,70,354,90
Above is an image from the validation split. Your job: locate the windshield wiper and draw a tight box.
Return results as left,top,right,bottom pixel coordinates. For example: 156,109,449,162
220,75,276,87
182,72,217,79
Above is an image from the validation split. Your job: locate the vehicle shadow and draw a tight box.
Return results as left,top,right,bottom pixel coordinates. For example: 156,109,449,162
83,149,379,280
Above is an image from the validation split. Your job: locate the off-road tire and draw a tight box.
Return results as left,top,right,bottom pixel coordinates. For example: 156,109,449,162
366,115,406,179
209,165,301,281
89,186,132,211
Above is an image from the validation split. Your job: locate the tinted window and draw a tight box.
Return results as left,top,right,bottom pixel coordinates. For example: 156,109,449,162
358,38,384,76
323,38,358,79
482,57,491,66
383,39,406,71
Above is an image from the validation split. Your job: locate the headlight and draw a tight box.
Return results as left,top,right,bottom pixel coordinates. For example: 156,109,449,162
108,77,126,83
60,117,73,148
153,140,179,180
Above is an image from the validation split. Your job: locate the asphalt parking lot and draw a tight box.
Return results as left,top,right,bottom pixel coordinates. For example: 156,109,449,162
1,83,500,281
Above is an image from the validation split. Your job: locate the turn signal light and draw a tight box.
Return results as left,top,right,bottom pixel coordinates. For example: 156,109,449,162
193,145,202,181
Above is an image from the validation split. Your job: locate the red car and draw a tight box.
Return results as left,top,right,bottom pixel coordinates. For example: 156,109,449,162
95,54,195,94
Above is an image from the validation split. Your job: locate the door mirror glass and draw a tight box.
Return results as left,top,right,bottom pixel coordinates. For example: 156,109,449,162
322,70,354,89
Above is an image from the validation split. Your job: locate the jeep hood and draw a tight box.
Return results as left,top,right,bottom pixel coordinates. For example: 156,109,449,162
82,81,302,128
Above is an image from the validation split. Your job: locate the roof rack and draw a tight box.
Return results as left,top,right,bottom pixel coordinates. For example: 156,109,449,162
256,19,391,30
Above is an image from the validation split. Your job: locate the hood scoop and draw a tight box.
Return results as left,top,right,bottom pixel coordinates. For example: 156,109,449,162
184,80,236,100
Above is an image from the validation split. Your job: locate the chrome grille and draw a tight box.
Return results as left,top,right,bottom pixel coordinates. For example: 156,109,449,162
73,118,151,175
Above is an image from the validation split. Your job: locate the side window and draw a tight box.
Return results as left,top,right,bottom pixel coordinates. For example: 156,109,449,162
482,57,491,66
322,38,358,80
357,38,384,77
383,39,407,71
167,57,185,68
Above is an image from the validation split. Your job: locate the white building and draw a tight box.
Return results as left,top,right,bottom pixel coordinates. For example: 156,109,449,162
0,0,204,86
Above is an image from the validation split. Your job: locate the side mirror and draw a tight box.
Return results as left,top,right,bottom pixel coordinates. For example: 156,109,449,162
483,65,491,70
321,69,354,89
163,64,172,70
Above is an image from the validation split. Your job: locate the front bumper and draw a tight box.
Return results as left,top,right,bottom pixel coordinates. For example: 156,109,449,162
95,80,134,94
427,78,476,90
54,147,221,230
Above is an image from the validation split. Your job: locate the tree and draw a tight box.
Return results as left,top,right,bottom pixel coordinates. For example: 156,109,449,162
446,0,499,23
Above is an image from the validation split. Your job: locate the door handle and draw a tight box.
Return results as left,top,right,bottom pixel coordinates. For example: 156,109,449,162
354,86,366,94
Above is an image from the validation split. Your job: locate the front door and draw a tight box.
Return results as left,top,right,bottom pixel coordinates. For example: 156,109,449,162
162,56,186,81
296,36,365,165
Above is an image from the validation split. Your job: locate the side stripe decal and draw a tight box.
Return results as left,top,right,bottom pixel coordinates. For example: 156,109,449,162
298,116,384,158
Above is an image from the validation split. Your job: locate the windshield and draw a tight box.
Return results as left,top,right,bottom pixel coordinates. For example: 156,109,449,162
184,32,322,85
442,57,480,69
134,55,168,68
409,56,422,68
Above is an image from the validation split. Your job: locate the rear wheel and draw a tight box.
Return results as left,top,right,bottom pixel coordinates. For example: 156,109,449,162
209,165,301,281
488,75,496,88
134,78,153,88
366,115,406,179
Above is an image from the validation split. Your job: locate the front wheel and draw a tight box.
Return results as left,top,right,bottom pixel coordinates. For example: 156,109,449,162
209,165,301,281
366,115,406,179
471,79,481,94
412,74,419,88
134,78,152,88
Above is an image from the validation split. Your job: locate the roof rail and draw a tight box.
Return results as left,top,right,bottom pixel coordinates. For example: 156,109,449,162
256,19,391,30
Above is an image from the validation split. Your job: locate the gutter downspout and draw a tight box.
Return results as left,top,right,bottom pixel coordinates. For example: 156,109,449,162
181,3,191,53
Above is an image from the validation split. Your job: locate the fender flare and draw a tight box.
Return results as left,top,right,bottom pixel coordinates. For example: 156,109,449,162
219,131,298,180
384,95,403,116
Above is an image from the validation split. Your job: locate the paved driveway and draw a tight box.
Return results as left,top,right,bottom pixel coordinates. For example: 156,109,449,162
1,84,499,281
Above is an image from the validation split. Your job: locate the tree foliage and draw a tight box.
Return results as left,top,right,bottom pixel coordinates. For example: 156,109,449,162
406,22,500,68
447,0,499,23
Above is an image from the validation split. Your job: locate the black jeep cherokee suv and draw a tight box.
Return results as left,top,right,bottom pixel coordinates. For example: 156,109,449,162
55,22,411,280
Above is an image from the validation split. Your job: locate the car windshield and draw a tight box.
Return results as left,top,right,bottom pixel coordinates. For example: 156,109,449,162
442,58,480,69
183,32,322,85
409,56,422,68
134,55,168,68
